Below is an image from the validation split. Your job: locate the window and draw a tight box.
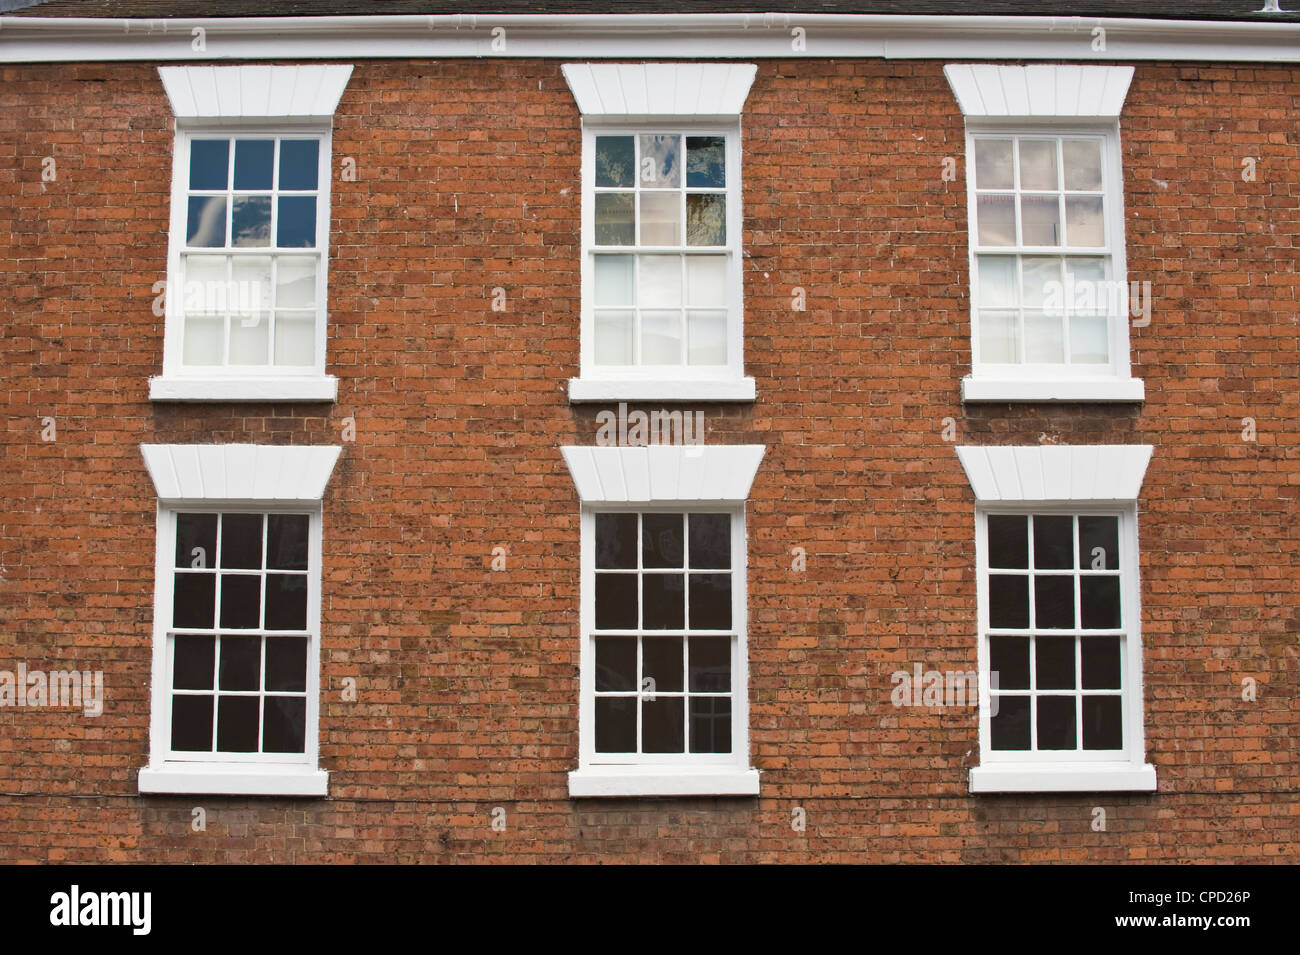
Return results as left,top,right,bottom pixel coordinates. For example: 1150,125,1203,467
562,444,764,796
563,63,757,402
139,443,341,795
150,65,352,402
956,444,1156,792
945,64,1143,402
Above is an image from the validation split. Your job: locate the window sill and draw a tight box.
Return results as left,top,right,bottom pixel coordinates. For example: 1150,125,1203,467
568,377,756,403
568,766,760,798
969,763,1156,793
961,376,1144,403
139,764,328,796
149,375,338,403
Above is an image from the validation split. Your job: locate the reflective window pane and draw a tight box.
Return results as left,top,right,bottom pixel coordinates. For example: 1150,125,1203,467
1018,139,1058,190
1065,196,1105,248
638,134,680,187
686,136,725,188
187,196,227,247
1020,195,1061,246
977,256,1017,308
686,194,726,246
1062,139,1103,190
595,136,635,188
233,139,274,190
278,139,319,190
974,139,1014,190
189,139,230,190
231,196,271,247
976,194,1016,246
594,193,634,245
277,196,317,248
640,192,680,246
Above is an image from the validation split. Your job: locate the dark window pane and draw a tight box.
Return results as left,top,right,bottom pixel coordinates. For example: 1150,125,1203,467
233,139,274,190
1035,636,1076,690
175,513,217,568
263,696,307,753
689,573,731,630
189,139,230,190
172,572,215,628
595,636,636,691
1081,577,1121,629
989,636,1030,690
267,514,309,570
265,574,307,631
1037,696,1077,750
1033,515,1074,569
595,135,635,188
690,697,731,753
1034,576,1075,629
265,636,308,692
642,697,684,753
219,574,261,629
989,574,1028,628
688,513,730,569
595,513,637,569
595,573,638,629
642,514,684,568
594,193,634,246
231,195,271,246
170,695,214,751
186,196,227,247
990,695,1030,750
221,514,263,569
278,139,319,190
1081,636,1122,689
1079,516,1119,570
216,696,260,752
988,515,1028,568
277,196,317,248
1083,695,1123,749
173,635,215,690
686,193,726,246
642,636,683,693
594,697,635,752
642,573,684,629
689,636,731,692
686,136,726,188
219,635,261,691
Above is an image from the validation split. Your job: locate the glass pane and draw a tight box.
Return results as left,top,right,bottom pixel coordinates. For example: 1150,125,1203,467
989,636,1030,689
1081,636,1122,689
1081,577,1121,629
642,514,684,568
689,636,731,691
218,635,261,691
176,513,218,568
1078,516,1119,570
989,575,1029,629
689,697,731,754
688,514,730,569
186,196,227,247
182,316,223,366
1083,696,1122,749
277,196,317,248
595,573,637,629
233,139,274,190
638,134,680,187
977,256,1016,307
1066,256,1107,291
642,573,684,629
642,636,683,693
275,257,317,308
182,255,228,315
172,572,215,629
686,194,726,246
265,574,307,630
1024,314,1064,363
216,696,259,752
1070,315,1109,364
1037,696,1077,750
642,697,684,753
686,136,726,188
594,697,636,752
1033,515,1073,569
593,311,633,366
229,311,269,365
219,575,261,629
173,635,215,690
595,636,636,691
274,314,315,366
685,255,727,306
1020,195,1061,246
974,139,1013,190
595,136,635,188
231,195,271,247
640,311,682,365
220,514,262,568
1036,636,1076,690
1021,256,1061,309
978,310,1017,363
990,695,1030,750
231,255,272,316
263,696,306,753
189,139,229,190
976,194,1015,246
278,139,319,190
265,514,308,572
689,573,731,630
640,192,680,246
170,695,214,751
595,513,637,569
987,514,1028,569
1018,139,1058,190
1034,576,1075,629
265,636,308,692
687,311,727,366
1065,196,1105,247
1062,139,1103,191
594,193,634,245
639,255,681,307
593,255,634,306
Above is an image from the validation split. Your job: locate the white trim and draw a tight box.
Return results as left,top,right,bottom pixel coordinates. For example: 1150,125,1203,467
149,375,339,402
569,378,756,403
158,64,354,124
568,767,761,798
560,444,765,505
954,444,1153,503
139,765,329,796
562,63,757,118
140,443,343,505
5,16,1300,63
944,64,1134,119
961,376,1144,403
969,764,1155,793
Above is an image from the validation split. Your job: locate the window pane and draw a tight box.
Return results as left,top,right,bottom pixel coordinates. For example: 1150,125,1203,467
181,255,228,314
638,134,680,187
275,257,317,308
595,513,637,569
1018,139,1058,190
642,697,684,753
686,136,726,188
977,256,1016,307
1065,196,1105,247
219,635,261,691
176,513,218,568
233,139,274,190
989,635,1030,689
640,192,680,246
689,573,731,630
595,136,635,188
690,697,731,753
594,193,634,245
978,310,1017,363
267,514,309,571
593,311,633,365
1037,696,1077,749
1070,315,1109,364
1081,636,1122,689
1021,256,1060,309
1062,139,1103,190
187,196,227,247
642,573,684,629
595,636,636,691
231,196,271,247
171,695,214,751
1020,195,1061,246
987,515,1028,569
1078,517,1119,570
274,315,315,366
1035,636,1075,690
642,514,684,568
219,575,261,629
265,636,308,692
974,139,1013,190
221,514,263,569
685,255,727,306
189,139,230,190
278,139,319,190
277,196,317,248
173,573,216,629
639,255,681,307
1081,577,1121,629
989,575,1029,628
265,574,307,630
687,311,727,366
594,697,636,752
1024,314,1064,363
263,696,306,753
643,636,683,693
216,696,259,752
689,636,731,691
230,313,269,365
640,311,682,365
595,573,638,629
990,695,1030,750
231,255,272,315
594,255,634,306
976,195,1015,246
1082,695,1123,749
173,635,215,690
688,513,730,569
1034,576,1075,629
1032,515,1073,569
686,194,726,246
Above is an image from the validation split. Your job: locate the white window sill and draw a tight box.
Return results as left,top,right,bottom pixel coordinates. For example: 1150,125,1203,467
961,376,1145,403
149,375,338,403
969,763,1156,793
139,764,328,796
569,377,756,403
568,766,760,798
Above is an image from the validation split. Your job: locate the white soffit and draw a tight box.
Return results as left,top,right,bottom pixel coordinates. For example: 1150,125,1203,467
158,64,353,121
562,63,757,117
141,444,342,504
561,445,765,504
944,64,1134,118
955,445,1153,502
